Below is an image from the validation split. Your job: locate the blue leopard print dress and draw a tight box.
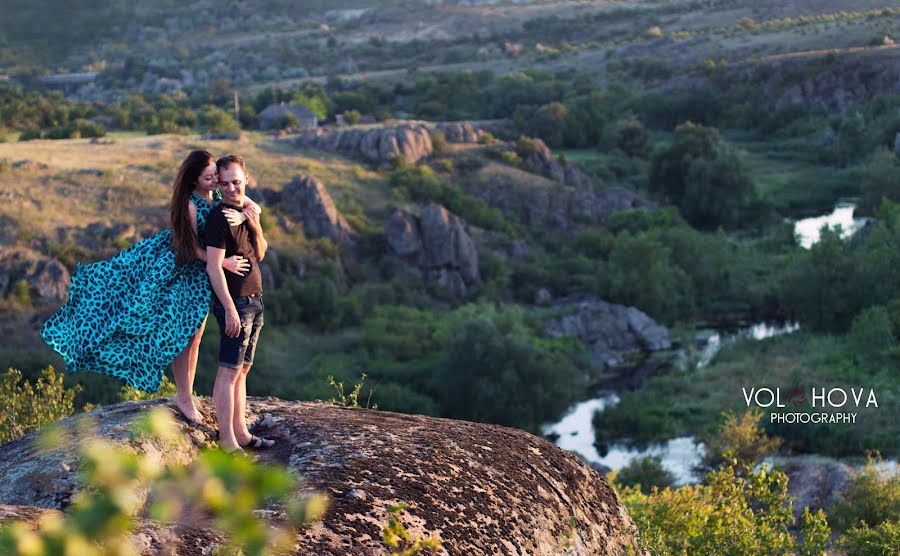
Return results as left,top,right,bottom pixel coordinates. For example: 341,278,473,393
41,191,221,393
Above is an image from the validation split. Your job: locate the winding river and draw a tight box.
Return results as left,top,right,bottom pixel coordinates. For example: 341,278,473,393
542,202,870,484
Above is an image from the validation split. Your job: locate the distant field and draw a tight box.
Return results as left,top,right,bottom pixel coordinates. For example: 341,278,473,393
0,133,390,247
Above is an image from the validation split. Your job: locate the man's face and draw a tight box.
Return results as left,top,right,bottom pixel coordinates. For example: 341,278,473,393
218,164,246,206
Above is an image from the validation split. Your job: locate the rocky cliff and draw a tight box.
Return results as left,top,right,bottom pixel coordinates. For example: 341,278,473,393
0,398,641,555
291,123,434,168
0,246,70,305
385,204,481,297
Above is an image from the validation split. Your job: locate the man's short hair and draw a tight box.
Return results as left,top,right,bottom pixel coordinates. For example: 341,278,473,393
216,154,247,173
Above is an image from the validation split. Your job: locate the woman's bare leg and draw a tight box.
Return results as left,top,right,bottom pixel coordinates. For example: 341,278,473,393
172,315,207,424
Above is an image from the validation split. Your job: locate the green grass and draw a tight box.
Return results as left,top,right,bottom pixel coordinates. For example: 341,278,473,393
734,136,860,217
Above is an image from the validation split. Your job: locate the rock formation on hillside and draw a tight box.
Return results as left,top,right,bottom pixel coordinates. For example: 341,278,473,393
472,164,655,232
434,121,484,143
278,174,356,245
520,137,594,189
292,123,434,167
776,456,855,522
385,204,480,297
544,294,671,368
0,246,70,305
0,398,642,555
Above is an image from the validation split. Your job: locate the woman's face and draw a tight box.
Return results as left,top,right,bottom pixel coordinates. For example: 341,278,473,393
195,162,218,193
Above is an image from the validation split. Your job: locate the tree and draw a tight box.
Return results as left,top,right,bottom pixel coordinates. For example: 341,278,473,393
436,306,583,432
857,148,900,215
649,122,757,229
606,232,694,323
611,113,649,158
531,101,568,147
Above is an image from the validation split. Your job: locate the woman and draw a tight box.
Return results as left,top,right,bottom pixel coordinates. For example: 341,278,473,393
41,150,256,423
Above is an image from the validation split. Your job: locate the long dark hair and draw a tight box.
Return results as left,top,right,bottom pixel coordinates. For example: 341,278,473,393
169,150,215,265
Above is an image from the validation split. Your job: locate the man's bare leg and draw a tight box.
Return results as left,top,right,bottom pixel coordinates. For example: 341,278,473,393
172,316,207,424
232,363,252,445
213,364,242,452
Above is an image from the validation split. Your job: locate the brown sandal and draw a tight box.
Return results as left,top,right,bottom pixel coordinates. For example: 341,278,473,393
241,435,275,450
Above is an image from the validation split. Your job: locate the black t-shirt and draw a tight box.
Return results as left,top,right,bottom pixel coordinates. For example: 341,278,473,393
204,203,263,299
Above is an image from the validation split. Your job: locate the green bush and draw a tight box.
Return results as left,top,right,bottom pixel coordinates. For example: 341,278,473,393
611,113,649,158
612,455,675,494
839,520,900,555
616,462,830,556
829,453,900,533
0,367,81,444
697,410,782,473
436,305,584,431
429,130,447,152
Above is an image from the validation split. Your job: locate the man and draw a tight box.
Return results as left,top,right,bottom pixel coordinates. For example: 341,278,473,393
204,154,273,453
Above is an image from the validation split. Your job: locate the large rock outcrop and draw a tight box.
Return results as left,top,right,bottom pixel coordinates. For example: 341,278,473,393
0,398,642,555
434,121,484,143
544,294,671,369
521,138,594,189
0,246,70,305
291,124,434,167
775,456,854,522
386,204,480,297
471,163,655,232
278,174,355,245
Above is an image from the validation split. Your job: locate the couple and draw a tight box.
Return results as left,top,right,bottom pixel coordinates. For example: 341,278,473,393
41,151,272,454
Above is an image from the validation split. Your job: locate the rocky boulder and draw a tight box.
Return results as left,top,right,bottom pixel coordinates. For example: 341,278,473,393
522,138,594,189
291,124,433,167
471,164,656,232
0,246,70,305
0,397,641,555
544,294,671,368
386,204,480,297
435,122,483,143
774,456,854,522
279,174,355,245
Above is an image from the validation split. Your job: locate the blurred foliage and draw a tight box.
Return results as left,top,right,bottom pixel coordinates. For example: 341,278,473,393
381,503,442,556
0,408,326,556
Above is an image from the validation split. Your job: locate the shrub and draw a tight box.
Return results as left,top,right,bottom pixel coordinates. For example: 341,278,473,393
501,150,521,166
857,148,900,215
839,520,900,555
612,455,675,494
697,410,782,473
120,375,177,401
0,367,81,444
616,462,830,556
429,130,447,152
829,453,900,533
478,131,496,144
611,113,650,158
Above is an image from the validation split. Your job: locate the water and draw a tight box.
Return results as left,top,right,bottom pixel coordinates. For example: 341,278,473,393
794,201,870,249
543,202,869,484
696,321,800,368
542,393,704,485
543,321,798,484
